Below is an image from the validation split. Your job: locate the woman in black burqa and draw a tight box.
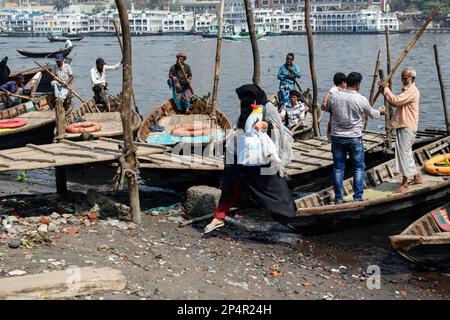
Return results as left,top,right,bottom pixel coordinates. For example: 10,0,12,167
204,84,297,233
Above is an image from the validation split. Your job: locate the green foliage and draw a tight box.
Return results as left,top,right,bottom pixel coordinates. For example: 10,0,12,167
15,172,27,183
53,0,70,12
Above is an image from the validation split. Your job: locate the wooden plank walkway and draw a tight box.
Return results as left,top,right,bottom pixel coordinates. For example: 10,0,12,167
0,138,169,172
0,131,385,175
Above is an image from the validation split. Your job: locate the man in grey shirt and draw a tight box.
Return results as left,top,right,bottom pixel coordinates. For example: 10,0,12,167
325,72,385,203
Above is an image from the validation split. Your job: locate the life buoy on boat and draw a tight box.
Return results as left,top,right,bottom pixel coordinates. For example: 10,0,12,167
0,118,28,129
66,122,102,134
424,153,450,175
171,126,210,137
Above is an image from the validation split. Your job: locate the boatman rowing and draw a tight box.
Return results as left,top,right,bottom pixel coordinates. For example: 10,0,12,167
51,53,74,111
168,52,192,113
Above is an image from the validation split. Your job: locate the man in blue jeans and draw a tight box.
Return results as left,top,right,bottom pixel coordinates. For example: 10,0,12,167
325,72,385,203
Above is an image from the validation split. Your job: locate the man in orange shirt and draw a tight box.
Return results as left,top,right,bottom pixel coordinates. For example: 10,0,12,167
379,68,422,193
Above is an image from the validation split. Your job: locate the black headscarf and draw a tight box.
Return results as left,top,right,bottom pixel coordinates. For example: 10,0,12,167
236,84,268,129
0,56,10,86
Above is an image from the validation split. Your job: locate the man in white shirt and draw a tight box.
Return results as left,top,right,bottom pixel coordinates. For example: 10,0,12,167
280,90,308,134
51,53,73,110
90,57,121,112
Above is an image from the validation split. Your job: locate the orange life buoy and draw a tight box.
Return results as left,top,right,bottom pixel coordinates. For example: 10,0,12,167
171,126,210,137
424,153,450,175
66,122,102,134
0,118,28,129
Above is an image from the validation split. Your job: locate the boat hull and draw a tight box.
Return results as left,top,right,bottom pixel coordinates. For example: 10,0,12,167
16,47,72,58
47,35,83,42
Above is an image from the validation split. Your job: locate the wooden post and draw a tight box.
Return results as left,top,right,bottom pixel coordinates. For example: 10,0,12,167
54,98,67,195
116,0,141,224
305,0,320,137
433,44,450,133
243,0,260,86
385,25,394,131
379,69,392,148
211,0,224,111
112,20,140,116
372,5,441,104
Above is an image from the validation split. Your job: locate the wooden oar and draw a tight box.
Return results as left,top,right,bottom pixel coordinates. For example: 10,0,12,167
372,5,441,105
34,61,85,103
112,20,141,116
0,90,32,100
177,62,195,95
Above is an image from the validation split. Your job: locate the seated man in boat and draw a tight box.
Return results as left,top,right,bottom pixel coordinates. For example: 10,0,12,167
322,72,347,140
51,54,74,111
326,72,385,204
168,52,192,113
379,68,422,193
280,90,308,134
0,73,25,109
277,53,301,108
90,57,121,112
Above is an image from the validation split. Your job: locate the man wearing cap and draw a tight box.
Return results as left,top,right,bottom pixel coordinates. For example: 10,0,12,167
0,73,25,109
168,52,192,113
90,57,121,112
51,53,73,110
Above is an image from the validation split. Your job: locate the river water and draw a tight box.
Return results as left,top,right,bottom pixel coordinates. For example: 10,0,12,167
1,33,450,131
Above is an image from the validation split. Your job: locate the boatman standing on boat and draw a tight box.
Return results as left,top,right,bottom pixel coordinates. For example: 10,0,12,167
168,52,192,113
277,53,301,108
90,57,121,112
0,73,25,109
326,72,385,203
51,53,73,111
379,68,422,193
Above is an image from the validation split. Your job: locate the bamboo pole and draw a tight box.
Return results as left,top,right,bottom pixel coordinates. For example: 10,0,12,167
305,0,320,137
0,90,32,100
243,0,260,86
34,61,85,103
112,20,140,116
433,44,450,133
115,0,141,224
54,98,67,195
385,25,394,137
379,69,391,148
211,0,224,112
372,5,441,104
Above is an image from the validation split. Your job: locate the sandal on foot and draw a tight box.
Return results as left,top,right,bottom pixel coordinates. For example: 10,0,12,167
203,221,225,234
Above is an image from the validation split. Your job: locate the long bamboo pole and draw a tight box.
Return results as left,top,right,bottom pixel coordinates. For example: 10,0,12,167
115,0,141,224
211,0,225,112
385,25,393,144
372,5,441,104
305,0,320,137
379,69,391,148
243,0,260,86
112,20,140,116
433,44,450,133
0,90,32,100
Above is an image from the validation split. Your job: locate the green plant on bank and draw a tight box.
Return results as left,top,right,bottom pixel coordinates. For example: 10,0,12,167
15,172,27,183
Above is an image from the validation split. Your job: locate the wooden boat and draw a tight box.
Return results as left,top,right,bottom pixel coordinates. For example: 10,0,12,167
16,46,72,59
137,96,232,151
289,136,450,234
47,35,83,42
64,98,142,140
0,94,56,150
390,204,450,269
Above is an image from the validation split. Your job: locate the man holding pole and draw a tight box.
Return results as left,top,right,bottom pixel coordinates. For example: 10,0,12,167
277,53,301,107
379,68,422,193
0,73,25,109
168,52,192,113
51,53,73,110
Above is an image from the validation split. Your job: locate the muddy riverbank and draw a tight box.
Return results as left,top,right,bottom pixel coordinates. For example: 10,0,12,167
0,170,449,300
